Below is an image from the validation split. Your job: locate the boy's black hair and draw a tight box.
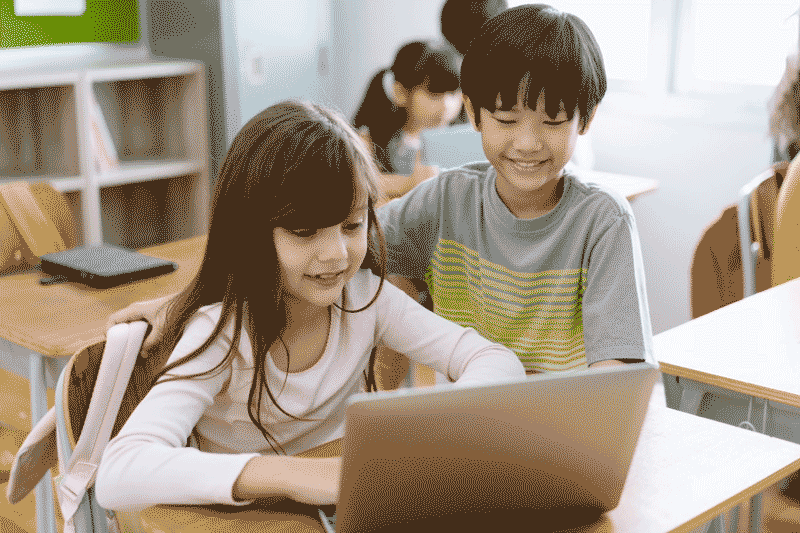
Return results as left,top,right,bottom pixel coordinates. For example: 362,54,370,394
353,40,460,173
440,0,509,56
460,3,606,131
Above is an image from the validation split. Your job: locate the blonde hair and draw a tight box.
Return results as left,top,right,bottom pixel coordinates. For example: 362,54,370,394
769,53,800,161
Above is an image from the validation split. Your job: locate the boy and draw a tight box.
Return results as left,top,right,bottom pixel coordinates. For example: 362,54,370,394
110,4,652,375
378,4,653,373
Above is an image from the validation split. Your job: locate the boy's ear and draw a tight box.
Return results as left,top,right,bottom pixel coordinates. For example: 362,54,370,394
390,81,409,107
462,95,481,132
579,106,599,135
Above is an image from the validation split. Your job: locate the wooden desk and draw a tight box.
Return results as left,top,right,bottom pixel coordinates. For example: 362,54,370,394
654,277,800,533
581,169,660,202
655,277,800,411
0,236,205,533
137,384,800,533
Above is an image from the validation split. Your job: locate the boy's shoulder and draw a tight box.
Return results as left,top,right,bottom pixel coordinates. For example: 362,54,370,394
434,161,494,194
562,166,634,220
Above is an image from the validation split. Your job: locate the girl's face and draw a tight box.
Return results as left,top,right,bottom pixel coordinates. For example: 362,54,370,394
407,87,462,131
273,203,369,309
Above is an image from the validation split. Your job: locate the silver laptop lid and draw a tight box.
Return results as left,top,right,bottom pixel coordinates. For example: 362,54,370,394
335,362,659,532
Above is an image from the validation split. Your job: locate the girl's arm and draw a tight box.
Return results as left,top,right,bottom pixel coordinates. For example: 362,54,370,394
97,310,336,509
374,280,525,386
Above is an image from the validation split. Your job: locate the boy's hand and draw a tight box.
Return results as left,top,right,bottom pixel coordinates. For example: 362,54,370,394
589,359,626,369
105,293,175,357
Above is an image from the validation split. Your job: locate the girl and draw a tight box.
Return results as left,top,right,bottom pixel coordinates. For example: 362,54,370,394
95,100,524,509
353,40,462,188
769,52,800,162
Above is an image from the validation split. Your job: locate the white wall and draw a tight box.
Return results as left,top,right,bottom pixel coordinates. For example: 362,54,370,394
590,93,773,333
324,0,442,120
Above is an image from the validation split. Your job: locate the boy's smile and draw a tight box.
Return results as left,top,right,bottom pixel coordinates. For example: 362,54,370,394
465,90,595,219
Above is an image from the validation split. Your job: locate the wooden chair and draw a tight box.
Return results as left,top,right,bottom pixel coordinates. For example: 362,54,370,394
0,180,77,274
773,155,800,287
690,162,788,318
736,163,786,298
0,180,76,494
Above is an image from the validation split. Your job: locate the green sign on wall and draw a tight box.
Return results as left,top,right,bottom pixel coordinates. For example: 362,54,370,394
0,0,139,47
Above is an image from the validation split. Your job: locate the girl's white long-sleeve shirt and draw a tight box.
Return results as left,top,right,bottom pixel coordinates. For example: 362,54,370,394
96,269,525,510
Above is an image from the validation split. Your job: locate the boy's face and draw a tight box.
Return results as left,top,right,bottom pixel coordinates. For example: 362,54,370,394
464,89,595,201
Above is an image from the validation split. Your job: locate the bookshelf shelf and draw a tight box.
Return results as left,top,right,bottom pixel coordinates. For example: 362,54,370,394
0,60,210,249
0,174,84,192
97,159,206,187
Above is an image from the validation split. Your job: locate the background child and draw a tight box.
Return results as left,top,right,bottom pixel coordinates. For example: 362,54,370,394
378,4,654,374
352,40,462,189
769,52,800,162
95,100,524,510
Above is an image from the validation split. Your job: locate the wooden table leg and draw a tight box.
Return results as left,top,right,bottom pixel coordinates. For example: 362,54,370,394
29,352,56,533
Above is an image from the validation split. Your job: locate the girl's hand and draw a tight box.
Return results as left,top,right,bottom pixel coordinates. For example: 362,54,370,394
234,456,342,505
105,293,175,357
282,457,342,506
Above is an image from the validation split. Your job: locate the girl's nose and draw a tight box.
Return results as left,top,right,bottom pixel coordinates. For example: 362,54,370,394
318,228,348,261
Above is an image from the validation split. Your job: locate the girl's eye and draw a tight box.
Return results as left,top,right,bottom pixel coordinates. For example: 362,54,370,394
344,220,365,232
495,118,516,125
289,229,317,238
544,120,567,126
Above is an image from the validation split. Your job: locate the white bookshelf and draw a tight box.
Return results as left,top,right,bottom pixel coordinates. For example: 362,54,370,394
0,60,210,249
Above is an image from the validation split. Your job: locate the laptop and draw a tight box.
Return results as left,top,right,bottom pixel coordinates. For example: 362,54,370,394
319,361,660,532
39,245,177,288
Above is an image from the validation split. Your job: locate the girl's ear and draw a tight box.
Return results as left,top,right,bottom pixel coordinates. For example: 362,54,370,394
390,81,410,107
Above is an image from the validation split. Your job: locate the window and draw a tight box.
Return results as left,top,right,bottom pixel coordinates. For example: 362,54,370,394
507,0,799,99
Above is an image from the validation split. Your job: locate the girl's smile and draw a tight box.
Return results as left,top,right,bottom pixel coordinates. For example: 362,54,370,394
274,206,369,310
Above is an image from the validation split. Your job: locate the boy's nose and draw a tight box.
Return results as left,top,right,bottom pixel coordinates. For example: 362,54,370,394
512,125,543,152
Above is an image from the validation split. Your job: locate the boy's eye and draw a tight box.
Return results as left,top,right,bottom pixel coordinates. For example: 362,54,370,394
544,120,567,126
494,117,516,125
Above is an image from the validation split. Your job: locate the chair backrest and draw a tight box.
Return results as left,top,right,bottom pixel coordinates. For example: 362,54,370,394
736,162,788,297
0,180,77,274
773,155,800,286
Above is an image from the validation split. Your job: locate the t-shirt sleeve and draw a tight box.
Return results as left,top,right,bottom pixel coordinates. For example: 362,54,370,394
96,312,259,510
582,211,654,366
374,278,525,385
376,176,442,280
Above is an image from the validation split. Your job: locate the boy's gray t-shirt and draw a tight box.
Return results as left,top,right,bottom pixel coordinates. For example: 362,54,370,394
377,162,654,372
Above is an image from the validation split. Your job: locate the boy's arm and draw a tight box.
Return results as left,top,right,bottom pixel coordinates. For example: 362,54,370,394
105,293,177,357
582,211,653,367
376,175,443,281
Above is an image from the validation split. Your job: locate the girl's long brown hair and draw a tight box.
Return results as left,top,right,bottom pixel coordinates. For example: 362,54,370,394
151,100,387,453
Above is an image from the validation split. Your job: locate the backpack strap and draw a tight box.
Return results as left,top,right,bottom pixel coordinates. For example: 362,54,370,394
56,321,148,531
0,181,66,258
5,407,57,505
